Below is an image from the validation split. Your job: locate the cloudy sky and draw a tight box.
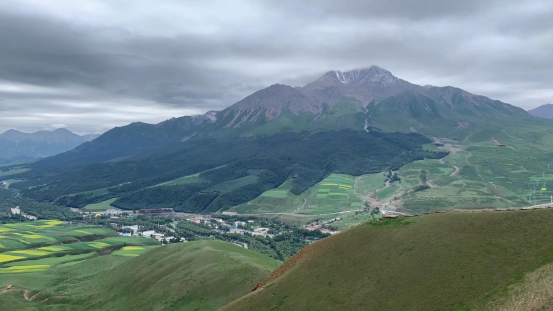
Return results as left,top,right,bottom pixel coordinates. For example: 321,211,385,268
1,0,552,134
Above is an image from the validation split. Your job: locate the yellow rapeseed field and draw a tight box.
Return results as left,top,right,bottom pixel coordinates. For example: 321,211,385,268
39,246,65,252
89,242,110,249
122,246,144,251
0,254,25,263
0,264,50,274
11,250,50,256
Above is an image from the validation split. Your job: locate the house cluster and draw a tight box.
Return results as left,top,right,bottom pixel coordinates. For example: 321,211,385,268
118,224,185,243
186,216,273,237
228,226,272,237
74,208,125,219
303,217,341,235
10,206,37,220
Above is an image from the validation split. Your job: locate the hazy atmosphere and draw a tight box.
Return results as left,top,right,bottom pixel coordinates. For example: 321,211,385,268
1,0,552,133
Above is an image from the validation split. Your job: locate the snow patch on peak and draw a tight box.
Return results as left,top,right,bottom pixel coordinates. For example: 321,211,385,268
323,66,399,87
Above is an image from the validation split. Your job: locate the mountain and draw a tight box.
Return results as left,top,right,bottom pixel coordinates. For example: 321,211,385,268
223,208,553,311
528,103,553,119
26,112,217,173
303,66,423,104
24,66,529,170
9,65,540,214
0,128,98,165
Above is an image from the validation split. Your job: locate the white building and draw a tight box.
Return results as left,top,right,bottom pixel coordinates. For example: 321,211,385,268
122,225,139,235
234,221,247,227
141,230,156,237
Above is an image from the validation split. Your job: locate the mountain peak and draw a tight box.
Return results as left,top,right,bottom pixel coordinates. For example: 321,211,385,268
528,103,553,119
306,66,399,89
334,66,396,85
302,66,422,105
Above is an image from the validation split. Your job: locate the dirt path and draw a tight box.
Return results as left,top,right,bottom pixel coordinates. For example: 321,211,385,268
465,152,482,176
293,198,307,214
450,166,460,176
426,180,436,188
1,285,15,293
1,286,39,301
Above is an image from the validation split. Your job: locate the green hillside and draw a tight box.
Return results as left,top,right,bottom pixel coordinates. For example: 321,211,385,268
4,240,281,311
223,208,553,311
16,130,438,214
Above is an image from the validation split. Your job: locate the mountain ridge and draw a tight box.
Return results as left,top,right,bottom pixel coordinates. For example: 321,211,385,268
528,103,553,119
19,66,532,172
0,128,98,165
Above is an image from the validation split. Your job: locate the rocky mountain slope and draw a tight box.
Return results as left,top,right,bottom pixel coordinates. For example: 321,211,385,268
31,66,530,168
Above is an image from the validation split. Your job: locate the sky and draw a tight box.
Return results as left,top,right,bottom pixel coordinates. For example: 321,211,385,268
1,0,552,134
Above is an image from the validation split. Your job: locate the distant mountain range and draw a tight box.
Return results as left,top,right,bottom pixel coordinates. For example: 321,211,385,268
528,103,553,119
9,66,543,213
30,66,530,169
0,128,98,165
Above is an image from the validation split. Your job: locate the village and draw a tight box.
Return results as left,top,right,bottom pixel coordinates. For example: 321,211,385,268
54,207,338,252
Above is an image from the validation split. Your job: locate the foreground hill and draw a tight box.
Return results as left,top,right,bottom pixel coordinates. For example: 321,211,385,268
528,103,553,119
223,208,553,311
0,128,97,165
5,240,280,311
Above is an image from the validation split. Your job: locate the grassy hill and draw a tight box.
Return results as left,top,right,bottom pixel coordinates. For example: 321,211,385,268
4,240,281,311
222,208,553,311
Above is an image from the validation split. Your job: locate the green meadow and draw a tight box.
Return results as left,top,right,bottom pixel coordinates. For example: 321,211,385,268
83,198,120,212
232,174,366,215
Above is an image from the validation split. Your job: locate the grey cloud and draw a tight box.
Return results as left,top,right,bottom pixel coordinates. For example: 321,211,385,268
0,0,552,133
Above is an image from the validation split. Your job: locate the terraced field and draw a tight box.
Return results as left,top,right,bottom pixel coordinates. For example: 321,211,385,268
0,220,116,251
0,220,158,280
231,174,365,215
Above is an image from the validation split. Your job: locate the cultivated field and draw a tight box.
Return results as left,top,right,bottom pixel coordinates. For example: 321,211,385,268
0,220,158,293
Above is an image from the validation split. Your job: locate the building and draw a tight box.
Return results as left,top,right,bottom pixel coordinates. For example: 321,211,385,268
10,206,20,215
234,221,247,227
251,227,270,237
121,225,139,235
138,208,175,217
141,230,156,237
187,218,202,224
229,228,245,235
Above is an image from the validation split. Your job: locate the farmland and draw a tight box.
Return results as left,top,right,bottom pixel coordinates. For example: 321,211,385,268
232,174,365,215
0,220,117,251
0,219,158,297
1,240,279,311
0,168,30,178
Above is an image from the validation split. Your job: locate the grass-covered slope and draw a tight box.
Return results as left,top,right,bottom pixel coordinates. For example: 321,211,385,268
223,209,553,311
18,130,441,213
39,240,281,310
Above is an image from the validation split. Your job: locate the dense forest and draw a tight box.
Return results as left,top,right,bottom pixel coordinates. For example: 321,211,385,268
13,130,447,213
